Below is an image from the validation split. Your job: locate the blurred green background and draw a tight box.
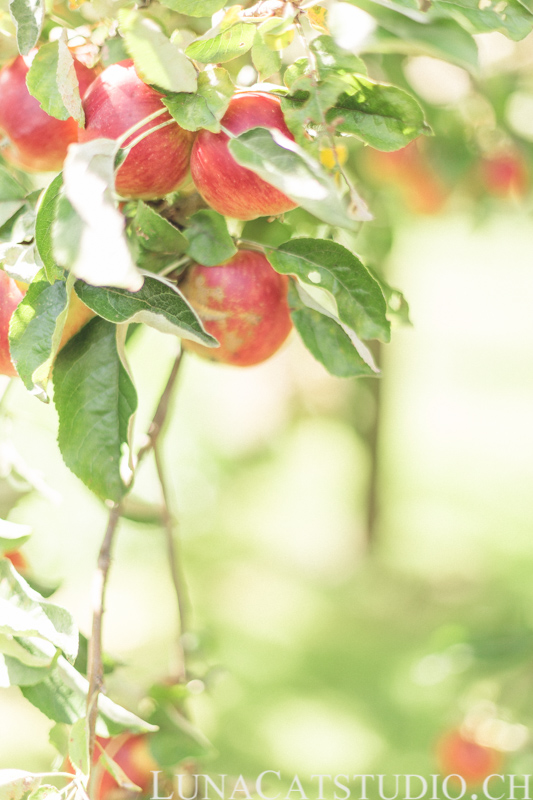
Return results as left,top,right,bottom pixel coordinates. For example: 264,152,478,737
1,206,533,787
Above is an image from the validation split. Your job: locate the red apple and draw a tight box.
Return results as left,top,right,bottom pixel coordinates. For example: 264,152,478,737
479,152,528,198
79,60,195,200
0,270,26,377
190,92,298,220
66,734,157,799
4,550,28,571
436,729,503,785
180,249,292,366
0,51,97,172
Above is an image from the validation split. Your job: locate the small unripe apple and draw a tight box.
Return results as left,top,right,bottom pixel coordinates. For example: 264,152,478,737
436,729,503,785
0,51,97,172
0,271,94,378
79,60,195,200
190,92,298,220
180,249,292,367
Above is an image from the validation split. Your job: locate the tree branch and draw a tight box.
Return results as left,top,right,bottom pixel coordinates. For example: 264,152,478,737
86,501,122,769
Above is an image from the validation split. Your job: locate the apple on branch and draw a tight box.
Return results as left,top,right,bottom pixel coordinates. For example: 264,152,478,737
0,51,97,173
179,249,292,367
79,60,195,200
190,92,298,220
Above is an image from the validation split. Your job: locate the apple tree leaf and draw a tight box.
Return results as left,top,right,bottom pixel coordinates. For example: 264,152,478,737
324,75,430,151
22,653,158,735
53,317,138,503
27,787,63,800
251,29,282,81
68,718,89,777
0,167,27,228
118,9,197,94
9,270,90,402
0,558,78,661
0,652,51,688
228,126,370,229
184,210,237,266
267,238,390,342
185,22,256,64
157,0,225,13
74,278,218,347
0,519,31,552
0,770,41,800
25,33,83,124
53,139,143,292
8,0,43,55
35,174,64,284
129,202,188,273
163,67,233,133
310,35,367,78
288,282,378,378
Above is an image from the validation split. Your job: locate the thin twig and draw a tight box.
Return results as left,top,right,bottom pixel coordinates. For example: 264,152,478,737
136,350,184,467
154,443,189,684
86,502,122,768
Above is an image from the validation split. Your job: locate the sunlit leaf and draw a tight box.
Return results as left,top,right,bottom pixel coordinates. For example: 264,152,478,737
8,0,43,54
118,9,197,93
184,210,237,266
185,22,256,64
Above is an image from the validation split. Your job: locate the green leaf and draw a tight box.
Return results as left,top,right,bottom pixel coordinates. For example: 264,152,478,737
9,270,75,401
22,654,158,735
68,718,89,777
228,127,370,229
0,558,78,661
163,66,233,133
241,218,293,248
8,0,43,55
325,76,430,151
434,0,533,39
157,0,225,14
0,770,41,800
354,3,479,69
118,9,197,94
95,745,142,793
130,202,187,266
128,203,187,274
0,634,54,668
149,704,213,767
0,519,31,552
289,282,376,378
266,238,390,342
0,242,40,284
0,652,51,687
0,166,27,228
74,278,218,347
185,22,256,64
184,209,237,266
251,30,282,81
35,174,64,284
28,786,62,800
25,31,84,125
310,35,367,78
53,318,138,502
281,74,349,146
54,140,142,291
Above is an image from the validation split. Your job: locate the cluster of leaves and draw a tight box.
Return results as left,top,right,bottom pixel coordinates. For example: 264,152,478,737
1,0,533,787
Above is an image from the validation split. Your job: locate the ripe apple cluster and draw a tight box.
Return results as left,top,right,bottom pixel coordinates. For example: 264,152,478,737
0,52,296,373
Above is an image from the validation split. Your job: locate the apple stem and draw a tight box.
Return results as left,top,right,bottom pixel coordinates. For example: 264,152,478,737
86,500,123,776
115,107,168,148
119,119,177,158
